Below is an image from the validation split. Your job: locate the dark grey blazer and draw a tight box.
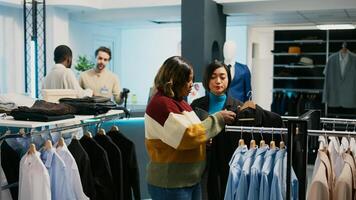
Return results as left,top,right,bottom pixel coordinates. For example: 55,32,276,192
323,51,356,108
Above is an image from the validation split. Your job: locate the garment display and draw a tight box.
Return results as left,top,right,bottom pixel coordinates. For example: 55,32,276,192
323,50,356,108
41,147,75,200
107,129,141,200
308,136,356,200
18,151,51,200
1,140,20,200
79,136,115,200
56,143,89,200
94,133,123,200
228,62,252,102
42,63,92,98
272,92,322,116
59,97,117,115
79,68,122,104
10,100,76,122
1,166,13,200
68,138,96,200
225,145,299,200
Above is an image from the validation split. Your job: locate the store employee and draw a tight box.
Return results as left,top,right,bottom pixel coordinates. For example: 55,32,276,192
79,47,123,104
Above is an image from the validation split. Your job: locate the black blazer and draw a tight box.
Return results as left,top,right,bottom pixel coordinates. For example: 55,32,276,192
191,95,243,200
94,134,124,200
107,130,141,200
1,140,20,200
80,136,115,200
68,138,96,200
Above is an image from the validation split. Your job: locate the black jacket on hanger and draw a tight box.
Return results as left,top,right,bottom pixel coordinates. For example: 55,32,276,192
80,136,115,200
68,138,96,200
191,95,243,200
1,140,20,200
94,134,124,200
107,130,141,200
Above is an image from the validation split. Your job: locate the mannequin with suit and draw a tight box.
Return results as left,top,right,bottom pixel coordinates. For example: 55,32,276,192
223,40,252,102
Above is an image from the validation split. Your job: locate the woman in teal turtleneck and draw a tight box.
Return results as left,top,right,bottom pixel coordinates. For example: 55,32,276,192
190,60,242,200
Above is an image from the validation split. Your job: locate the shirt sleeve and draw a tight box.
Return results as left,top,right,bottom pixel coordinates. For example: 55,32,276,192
112,75,122,104
65,70,93,97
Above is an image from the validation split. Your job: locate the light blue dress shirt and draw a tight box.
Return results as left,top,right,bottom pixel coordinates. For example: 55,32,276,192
224,145,248,200
236,147,258,200
41,147,75,200
247,145,269,200
259,148,278,200
270,149,299,200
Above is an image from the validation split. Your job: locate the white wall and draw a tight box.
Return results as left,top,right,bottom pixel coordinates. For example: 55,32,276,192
226,25,248,65
46,7,70,71
247,27,274,110
69,20,121,76
0,5,24,94
120,26,181,105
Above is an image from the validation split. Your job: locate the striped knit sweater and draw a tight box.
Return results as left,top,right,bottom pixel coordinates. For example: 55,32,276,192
145,91,225,188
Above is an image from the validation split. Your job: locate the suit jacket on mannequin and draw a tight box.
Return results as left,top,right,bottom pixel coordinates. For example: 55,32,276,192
323,50,356,108
227,62,252,102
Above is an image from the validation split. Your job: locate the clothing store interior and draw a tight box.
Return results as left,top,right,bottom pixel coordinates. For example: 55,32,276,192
1,0,356,200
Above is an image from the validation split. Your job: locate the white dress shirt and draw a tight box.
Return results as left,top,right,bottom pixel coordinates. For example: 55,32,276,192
1,166,13,200
18,151,51,200
56,143,89,200
43,64,92,98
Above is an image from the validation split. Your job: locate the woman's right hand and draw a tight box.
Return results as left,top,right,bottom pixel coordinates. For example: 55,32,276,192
219,110,236,124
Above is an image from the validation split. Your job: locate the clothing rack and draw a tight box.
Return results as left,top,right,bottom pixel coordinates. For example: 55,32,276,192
228,110,356,200
0,110,124,191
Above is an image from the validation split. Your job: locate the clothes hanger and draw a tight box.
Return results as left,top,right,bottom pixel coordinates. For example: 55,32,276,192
240,91,256,111
319,123,328,151
57,137,65,148
238,127,245,146
44,140,53,150
97,128,106,136
110,125,119,132
259,127,266,147
28,143,36,155
270,127,276,149
279,129,285,149
341,41,348,55
250,128,256,149
84,131,93,138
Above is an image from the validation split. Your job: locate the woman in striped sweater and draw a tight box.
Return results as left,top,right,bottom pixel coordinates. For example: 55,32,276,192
145,56,236,200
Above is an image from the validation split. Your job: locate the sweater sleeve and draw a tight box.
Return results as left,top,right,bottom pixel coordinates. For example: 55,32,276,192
145,97,225,150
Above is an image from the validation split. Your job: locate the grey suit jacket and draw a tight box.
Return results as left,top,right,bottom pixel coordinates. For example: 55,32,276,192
323,51,356,108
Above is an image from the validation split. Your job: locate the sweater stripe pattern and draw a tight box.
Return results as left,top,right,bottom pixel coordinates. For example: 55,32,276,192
145,91,224,188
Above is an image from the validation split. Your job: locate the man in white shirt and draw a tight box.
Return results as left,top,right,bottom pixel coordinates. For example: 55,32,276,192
43,45,92,97
79,47,123,104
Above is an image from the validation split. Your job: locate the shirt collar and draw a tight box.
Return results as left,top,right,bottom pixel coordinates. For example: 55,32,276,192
264,148,278,158
275,148,286,160
54,63,67,69
339,50,349,61
255,145,269,157
42,148,55,168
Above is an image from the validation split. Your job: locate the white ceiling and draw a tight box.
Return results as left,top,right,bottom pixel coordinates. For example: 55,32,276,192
1,0,356,27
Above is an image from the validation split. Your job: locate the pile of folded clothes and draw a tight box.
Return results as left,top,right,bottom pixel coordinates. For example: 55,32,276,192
10,100,76,122
59,96,118,115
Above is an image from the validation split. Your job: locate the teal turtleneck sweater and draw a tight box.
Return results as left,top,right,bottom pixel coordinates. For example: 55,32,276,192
208,92,227,114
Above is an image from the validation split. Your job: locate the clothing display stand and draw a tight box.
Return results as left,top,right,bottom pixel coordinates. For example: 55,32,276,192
227,110,356,200
0,109,124,191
